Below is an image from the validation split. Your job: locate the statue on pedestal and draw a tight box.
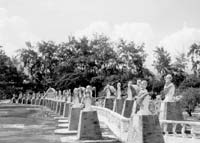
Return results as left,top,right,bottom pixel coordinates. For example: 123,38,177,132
163,74,175,102
116,82,122,99
135,80,152,115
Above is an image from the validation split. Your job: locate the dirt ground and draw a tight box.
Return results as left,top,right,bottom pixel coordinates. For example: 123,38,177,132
0,104,62,143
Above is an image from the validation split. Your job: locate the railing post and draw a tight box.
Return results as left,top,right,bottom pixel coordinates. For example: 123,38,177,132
172,123,177,135
191,126,196,139
181,123,186,137
163,123,169,135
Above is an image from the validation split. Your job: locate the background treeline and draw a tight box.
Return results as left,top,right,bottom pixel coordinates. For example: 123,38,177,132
1,34,200,115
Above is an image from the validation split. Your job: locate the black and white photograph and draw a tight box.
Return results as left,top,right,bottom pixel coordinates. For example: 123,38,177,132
0,0,200,143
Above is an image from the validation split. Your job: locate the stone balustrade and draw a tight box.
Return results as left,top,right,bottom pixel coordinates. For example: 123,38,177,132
160,120,200,139
92,106,130,142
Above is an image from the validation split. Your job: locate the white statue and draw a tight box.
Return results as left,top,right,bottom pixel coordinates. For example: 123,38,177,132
136,80,152,115
163,74,175,102
82,86,93,110
116,82,122,99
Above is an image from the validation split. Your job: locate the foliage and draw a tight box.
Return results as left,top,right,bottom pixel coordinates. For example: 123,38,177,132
153,47,171,75
187,43,200,77
0,47,26,99
179,88,200,116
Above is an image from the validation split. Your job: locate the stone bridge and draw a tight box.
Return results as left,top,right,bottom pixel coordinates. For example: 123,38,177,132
11,91,200,143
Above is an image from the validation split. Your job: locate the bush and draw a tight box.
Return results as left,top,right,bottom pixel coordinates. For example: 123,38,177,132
180,88,200,116
179,75,200,91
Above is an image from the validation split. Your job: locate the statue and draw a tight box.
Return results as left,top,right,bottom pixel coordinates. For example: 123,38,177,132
163,74,175,102
127,81,133,100
135,80,152,115
82,86,93,110
103,83,116,98
116,82,122,99
72,88,80,106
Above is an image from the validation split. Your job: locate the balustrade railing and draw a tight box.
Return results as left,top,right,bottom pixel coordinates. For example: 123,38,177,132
160,120,200,139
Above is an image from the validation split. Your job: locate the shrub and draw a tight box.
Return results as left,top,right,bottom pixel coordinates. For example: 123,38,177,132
180,88,200,116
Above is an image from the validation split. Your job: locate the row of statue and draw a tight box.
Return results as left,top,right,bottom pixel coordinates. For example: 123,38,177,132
12,74,177,115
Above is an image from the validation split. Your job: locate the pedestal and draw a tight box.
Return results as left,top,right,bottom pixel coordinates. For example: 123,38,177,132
63,102,71,117
68,107,82,131
59,101,65,116
127,114,164,143
159,101,183,120
56,101,61,114
77,110,102,140
122,100,134,118
159,101,183,132
113,99,124,114
104,98,114,110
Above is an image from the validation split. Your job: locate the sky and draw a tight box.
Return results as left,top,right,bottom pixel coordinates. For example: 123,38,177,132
1,0,200,71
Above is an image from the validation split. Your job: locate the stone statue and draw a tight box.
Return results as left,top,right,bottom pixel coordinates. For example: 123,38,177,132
163,74,175,102
103,84,116,98
135,80,152,115
72,88,80,106
82,87,93,110
127,81,133,100
116,82,122,99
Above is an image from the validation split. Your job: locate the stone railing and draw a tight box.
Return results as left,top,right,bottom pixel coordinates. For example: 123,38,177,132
160,120,200,139
92,106,130,142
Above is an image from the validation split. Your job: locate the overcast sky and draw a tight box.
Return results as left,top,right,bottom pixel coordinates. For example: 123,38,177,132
1,0,200,70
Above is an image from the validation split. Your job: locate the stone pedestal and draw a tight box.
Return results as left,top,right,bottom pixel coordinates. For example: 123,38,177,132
77,110,102,140
31,99,35,105
56,101,61,114
59,101,65,116
68,107,82,131
22,98,26,104
104,98,114,110
18,98,22,104
35,99,39,105
63,103,71,117
127,114,164,143
159,101,183,120
39,99,44,106
122,100,134,118
113,99,124,114
159,101,183,132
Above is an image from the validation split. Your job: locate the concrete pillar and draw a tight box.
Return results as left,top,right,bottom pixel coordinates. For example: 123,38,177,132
104,98,115,110
159,101,183,132
127,114,164,143
56,101,61,114
122,99,134,118
77,110,102,140
68,107,82,131
59,101,65,116
63,102,72,117
113,99,124,114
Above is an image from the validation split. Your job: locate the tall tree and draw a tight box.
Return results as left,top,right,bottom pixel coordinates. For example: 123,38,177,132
153,47,171,76
187,43,200,77
117,39,147,77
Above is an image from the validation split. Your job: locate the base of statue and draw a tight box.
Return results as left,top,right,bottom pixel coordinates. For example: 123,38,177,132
56,101,61,114
59,101,65,116
114,99,124,114
63,102,72,117
159,101,183,120
104,98,114,110
122,100,134,118
159,101,183,132
77,110,102,140
127,114,164,143
68,107,82,131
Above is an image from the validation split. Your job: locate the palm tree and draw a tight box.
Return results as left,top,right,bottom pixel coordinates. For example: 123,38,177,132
187,43,200,77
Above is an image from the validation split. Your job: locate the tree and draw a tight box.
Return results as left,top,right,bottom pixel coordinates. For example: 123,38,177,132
117,39,147,77
0,47,25,99
187,43,200,77
153,47,171,76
